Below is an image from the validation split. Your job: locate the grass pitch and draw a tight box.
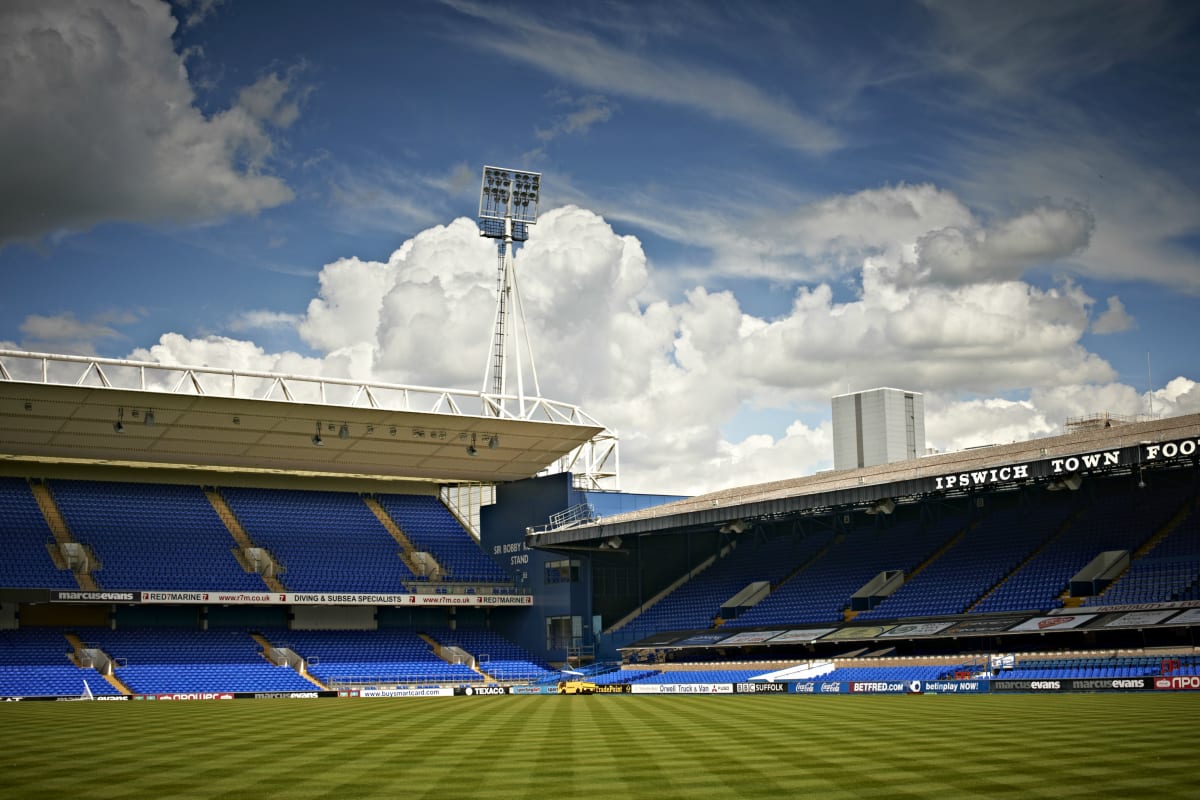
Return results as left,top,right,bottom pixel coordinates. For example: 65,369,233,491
2,694,1198,799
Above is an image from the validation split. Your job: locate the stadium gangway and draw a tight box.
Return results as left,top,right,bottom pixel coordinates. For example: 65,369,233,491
527,503,597,535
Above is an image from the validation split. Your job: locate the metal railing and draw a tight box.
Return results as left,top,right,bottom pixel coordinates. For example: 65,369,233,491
0,349,604,426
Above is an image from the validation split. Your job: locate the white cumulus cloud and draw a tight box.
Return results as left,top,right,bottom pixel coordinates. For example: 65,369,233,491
121,189,1196,494
0,0,298,247
908,202,1093,286
1091,295,1134,334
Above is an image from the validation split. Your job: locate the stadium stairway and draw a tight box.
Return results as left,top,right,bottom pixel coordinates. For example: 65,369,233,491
1083,495,1195,606
251,633,329,690
905,520,974,585
967,507,1083,612
29,480,100,591
1135,498,1195,559
362,496,436,579
723,534,841,624
418,633,497,683
205,489,285,593
769,532,842,615
64,632,132,695
606,548,726,635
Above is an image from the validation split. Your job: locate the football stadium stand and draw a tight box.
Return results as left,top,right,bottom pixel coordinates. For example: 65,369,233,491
74,627,317,694
732,516,961,628
613,472,1199,640
1084,502,1200,606
0,478,76,590
220,487,418,592
376,494,511,583
424,627,556,682
972,481,1192,613
858,494,1077,619
50,480,265,592
2,376,1198,697
257,628,481,686
629,532,836,634
0,628,122,697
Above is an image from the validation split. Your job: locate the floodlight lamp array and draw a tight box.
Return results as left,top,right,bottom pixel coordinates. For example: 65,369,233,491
478,218,529,242
478,166,540,226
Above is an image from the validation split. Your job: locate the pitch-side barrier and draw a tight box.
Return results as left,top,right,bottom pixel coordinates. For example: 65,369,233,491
7,674,1200,701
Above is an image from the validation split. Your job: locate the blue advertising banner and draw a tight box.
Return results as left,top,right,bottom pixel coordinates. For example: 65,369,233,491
920,680,990,694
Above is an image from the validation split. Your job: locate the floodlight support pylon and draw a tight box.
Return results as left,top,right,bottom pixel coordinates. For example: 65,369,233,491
508,245,543,418
478,168,543,418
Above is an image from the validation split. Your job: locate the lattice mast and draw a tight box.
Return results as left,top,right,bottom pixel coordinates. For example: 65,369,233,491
477,166,542,416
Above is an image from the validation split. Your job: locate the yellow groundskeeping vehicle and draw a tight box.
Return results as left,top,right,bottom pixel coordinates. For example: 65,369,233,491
557,679,598,695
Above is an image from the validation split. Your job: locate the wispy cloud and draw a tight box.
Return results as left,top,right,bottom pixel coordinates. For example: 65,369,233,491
439,0,840,155
174,0,228,30
229,309,302,333
326,163,454,235
920,0,1191,97
17,312,128,355
535,92,616,142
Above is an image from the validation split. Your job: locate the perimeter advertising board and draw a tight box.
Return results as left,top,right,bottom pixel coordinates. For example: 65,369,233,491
360,688,454,697
880,622,955,638
920,681,989,694
765,628,837,644
57,591,536,606
455,685,509,696
2,695,130,702
995,678,1149,693
790,681,849,694
1098,610,1176,628
943,617,1026,635
1070,678,1150,692
718,631,788,646
50,591,139,603
734,682,787,694
848,681,915,694
1164,608,1200,626
674,633,732,648
631,684,734,694
592,684,631,694
234,691,337,699
1007,615,1096,633
820,625,896,641
990,680,1067,693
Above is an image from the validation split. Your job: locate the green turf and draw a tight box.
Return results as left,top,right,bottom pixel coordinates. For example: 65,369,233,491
2,694,1198,799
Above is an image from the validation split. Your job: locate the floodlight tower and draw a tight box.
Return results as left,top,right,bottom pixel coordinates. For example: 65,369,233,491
477,166,542,416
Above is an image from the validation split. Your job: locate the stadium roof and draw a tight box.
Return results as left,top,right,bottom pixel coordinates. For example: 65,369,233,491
0,350,604,484
530,412,1200,547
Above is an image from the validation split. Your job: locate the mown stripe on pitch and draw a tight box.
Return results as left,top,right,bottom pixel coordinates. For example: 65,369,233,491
3,693,1200,799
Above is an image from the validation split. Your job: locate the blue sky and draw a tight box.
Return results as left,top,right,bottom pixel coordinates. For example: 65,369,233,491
2,0,1199,493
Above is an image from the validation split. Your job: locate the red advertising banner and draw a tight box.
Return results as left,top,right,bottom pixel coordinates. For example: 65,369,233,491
132,591,532,606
